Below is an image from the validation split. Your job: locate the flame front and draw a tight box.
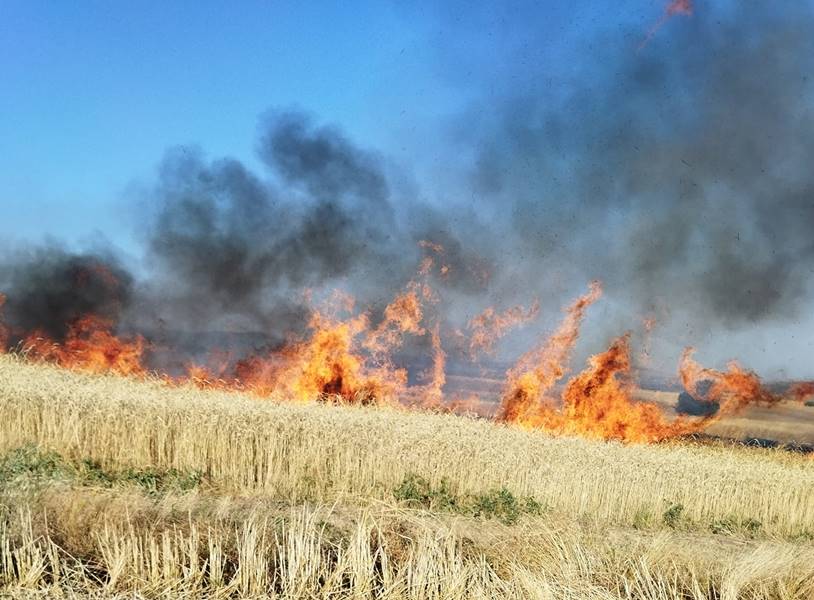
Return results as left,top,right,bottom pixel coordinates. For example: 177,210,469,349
498,285,696,443
1,247,812,445
22,315,147,377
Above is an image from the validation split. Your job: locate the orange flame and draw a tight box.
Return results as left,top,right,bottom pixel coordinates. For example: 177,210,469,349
364,289,425,359
423,323,446,404
502,329,697,442
499,282,602,422
180,251,442,405
789,382,814,403
243,311,406,403
22,315,147,377
557,334,695,442
3,243,810,446
467,301,540,358
679,349,813,415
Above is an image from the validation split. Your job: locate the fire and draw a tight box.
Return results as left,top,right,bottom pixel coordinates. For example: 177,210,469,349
21,315,147,377
789,382,814,403
1,244,810,446
467,301,540,358
638,316,656,365
499,282,602,423
180,253,445,405
557,335,695,442
640,0,693,50
666,0,692,17
423,323,446,404
364,289,425,359
499,291,696,442
679,349,813,414
237,311,406,404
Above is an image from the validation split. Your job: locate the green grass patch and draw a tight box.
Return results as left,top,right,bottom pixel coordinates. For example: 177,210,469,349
394,473,545,524
710,515,762,537
0,445,204,495
662,501,685,529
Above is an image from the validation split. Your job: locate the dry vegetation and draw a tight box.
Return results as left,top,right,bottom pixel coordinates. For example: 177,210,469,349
0,354,812,598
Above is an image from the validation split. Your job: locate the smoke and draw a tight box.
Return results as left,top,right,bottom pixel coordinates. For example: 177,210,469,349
141,111,469,341
4,3,814,380
1,108,486,361
453,2,814,328
259,111,390,208
0,244,133,341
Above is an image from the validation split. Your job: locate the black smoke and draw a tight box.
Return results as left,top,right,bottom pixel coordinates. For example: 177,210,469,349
140,111,435,341
0,245,133,341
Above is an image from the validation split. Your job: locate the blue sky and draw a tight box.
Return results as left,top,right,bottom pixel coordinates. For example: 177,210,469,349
0,1,656,249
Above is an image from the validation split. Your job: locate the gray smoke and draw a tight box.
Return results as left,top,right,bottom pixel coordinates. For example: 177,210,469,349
141,111,465,341
457,2,814,327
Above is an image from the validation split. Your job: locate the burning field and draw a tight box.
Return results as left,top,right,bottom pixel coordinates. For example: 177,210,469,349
3,0,814,597
1,247,812,596
1,252,811,446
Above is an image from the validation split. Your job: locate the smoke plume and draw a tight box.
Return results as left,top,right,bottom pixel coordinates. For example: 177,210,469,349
453,2,814,328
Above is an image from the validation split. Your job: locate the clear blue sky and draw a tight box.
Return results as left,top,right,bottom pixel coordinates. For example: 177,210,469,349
0,1,652,249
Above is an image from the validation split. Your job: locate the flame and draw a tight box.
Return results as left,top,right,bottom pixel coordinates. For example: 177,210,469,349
679,349,813,415
502,327,696,442
497,285,698,442
640,0,693,50
423,323,446,404
2,243,811,446
467,301,540,358
364,289,425,359
21,315,147,377
418,240,449,277
638,316,656,365
239,311,406,403
180,251,444,404
665,0,693,17
789,382,814,403
556,335,698,442
499,282,602,422
183,306,411,404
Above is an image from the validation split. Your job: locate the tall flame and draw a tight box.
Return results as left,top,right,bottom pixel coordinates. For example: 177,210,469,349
557,334,695,442
499,282,602,422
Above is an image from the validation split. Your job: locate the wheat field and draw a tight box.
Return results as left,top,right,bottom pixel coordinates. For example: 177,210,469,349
0,354,813,598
